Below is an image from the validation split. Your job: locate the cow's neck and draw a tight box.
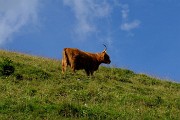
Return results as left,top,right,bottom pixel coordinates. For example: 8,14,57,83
96,53,104,64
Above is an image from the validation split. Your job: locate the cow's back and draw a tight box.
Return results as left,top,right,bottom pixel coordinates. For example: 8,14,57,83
64,48,96,69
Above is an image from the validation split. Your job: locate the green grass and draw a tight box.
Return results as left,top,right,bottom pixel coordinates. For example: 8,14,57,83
0,50,180,120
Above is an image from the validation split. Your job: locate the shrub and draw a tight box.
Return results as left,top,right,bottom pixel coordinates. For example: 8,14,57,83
0,58,15,76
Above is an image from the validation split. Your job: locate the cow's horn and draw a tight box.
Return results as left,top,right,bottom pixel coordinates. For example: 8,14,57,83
103,44,107,51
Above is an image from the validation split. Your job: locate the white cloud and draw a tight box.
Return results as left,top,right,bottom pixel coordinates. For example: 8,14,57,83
120,4,129,20
63,0,140,41
63,0,111,40
121,20,140,31
0,0,40,45
114,1,141,32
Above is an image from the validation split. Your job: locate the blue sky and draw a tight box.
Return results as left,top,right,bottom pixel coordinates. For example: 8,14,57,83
0,0,180,82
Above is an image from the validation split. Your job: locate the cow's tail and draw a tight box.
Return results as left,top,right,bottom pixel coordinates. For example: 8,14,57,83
62,48,68,74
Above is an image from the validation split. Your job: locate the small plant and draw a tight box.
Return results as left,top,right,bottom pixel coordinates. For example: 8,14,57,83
15,73,23,80
0,57,15,76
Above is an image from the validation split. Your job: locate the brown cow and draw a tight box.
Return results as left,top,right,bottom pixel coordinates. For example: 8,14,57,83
61,45,111,76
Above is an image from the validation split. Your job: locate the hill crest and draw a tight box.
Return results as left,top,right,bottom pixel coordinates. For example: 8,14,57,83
0,50,180,119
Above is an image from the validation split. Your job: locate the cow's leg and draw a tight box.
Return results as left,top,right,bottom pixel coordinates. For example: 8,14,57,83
72,67,76,73
90,71,94,76
62,49,69,74
70,63,76,74
85,69,90,76
62,59,67,74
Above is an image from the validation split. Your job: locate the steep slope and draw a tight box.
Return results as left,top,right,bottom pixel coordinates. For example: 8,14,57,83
0,50,180,120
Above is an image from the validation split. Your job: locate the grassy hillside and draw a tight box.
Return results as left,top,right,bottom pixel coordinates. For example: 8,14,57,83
0,50,180,120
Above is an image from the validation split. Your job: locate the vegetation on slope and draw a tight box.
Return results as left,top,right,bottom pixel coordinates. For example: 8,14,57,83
0,50,180,120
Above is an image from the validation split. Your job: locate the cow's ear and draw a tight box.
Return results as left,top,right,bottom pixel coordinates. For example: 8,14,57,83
102,50,106,53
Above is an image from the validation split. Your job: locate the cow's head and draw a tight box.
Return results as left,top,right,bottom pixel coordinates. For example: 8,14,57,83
100,45,111,64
